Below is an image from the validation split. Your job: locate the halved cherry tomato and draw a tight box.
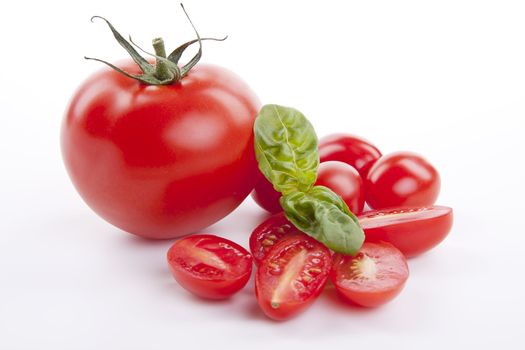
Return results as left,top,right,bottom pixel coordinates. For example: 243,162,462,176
249,212,300,265
167,234,252,299
255,234,332,320
331,242,409,307
365,152,440,209
318,134,382,178
359,206,453,257
316,161,365,214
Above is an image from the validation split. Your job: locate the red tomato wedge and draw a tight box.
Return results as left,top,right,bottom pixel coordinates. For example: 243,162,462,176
331,242,409,307
255,234,332,320
359,206,453,257
167,234,252,299
249,212,300,265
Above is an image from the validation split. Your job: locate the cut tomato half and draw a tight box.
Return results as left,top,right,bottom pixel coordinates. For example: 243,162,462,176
359,206,453,257
255,234,332,320
167,234,252,299
249,212,300,265
331,242,409,307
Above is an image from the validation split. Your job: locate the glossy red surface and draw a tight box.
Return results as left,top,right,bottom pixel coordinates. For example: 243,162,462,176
251,173,283,214
365,152,440,209
316,161,365,214
318,134,382,179
62,61,260,238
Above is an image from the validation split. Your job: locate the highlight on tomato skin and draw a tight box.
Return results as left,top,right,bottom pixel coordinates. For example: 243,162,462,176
167,234,253,299
318,133,382,179
255,234,332,321
316,161,365,215
359,206,453,257
330,242,409,308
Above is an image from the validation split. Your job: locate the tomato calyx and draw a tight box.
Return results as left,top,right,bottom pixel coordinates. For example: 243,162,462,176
85,4,227,85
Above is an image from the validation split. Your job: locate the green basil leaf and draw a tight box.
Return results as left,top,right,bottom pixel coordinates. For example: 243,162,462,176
280,186,365,255
254,104,319,195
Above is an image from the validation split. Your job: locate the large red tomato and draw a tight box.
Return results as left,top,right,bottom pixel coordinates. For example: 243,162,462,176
62,61,260,239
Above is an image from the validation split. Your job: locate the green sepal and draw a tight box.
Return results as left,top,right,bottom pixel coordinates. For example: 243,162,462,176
85,5,227,85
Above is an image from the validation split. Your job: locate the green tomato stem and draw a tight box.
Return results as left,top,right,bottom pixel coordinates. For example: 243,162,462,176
152,38,173,81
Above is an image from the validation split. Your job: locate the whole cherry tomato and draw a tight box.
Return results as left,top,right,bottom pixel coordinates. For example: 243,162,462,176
359,206,453,257
316,161,365,214
318,134,382,178
167,234,253,299
61,17,260,239
255,234,332,320
365,152,440,209
251,161,365,215
251,174,282,214
331,242,409,307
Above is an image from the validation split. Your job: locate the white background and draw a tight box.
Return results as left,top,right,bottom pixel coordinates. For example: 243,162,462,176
1,0,524,349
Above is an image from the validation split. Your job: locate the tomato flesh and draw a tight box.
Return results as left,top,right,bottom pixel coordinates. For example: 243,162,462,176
331,242,409,307
62,61,260,239
359,206,453,257
318,134,382,178
316,161,365,214
249,212,299,265
365,152,440,209
167,234,252,299
255,234,332,320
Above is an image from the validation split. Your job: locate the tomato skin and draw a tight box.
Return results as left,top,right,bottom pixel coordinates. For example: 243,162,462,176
249,212,299,265
251,174,282,214
318,134,382,179
62,61,260,239
255,234,332,320
365,152,440,209
331,242,409,307
360,206,453,257
167,234,252,299
316,161,365,214
251,161,365,215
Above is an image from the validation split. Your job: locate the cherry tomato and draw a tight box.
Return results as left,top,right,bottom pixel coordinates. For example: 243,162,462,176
251,174,282,214
249,212,301,265
331,242,409,307
318,134,382,178
255,234,332,320
62,62,260,239
167,234,252,299
365,152,440,209
251,161,365,215
316,161,365,214
359,206,453,257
